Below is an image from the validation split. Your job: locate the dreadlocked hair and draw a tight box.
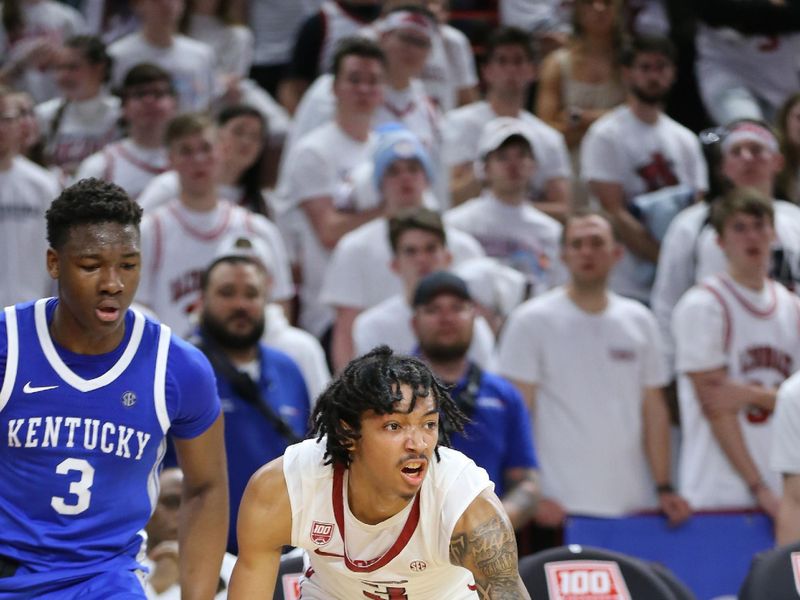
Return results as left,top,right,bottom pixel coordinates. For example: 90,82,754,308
46,178,142,250
311,345,469,468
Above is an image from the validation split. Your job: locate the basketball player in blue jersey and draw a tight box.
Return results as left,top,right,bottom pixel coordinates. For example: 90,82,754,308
0,178,228,599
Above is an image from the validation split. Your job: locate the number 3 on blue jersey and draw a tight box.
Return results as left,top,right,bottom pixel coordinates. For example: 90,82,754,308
51,458,95,515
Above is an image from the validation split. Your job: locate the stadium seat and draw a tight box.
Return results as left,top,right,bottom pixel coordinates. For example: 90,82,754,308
739,540,800,600
518,545,681,599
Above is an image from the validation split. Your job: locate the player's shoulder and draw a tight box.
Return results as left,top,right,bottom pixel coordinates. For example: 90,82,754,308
444,100,486,125
519,110,564,144
11,156,60,194
161,327,215,381
284,437,329,477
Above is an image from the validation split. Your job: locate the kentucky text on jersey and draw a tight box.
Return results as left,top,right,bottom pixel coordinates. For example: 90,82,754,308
7,416,151,459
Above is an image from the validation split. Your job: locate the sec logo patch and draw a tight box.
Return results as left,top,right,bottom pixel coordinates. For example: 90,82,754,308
409,560,427,572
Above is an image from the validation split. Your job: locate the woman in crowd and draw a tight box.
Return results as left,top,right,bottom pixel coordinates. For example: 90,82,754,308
776,92,800,204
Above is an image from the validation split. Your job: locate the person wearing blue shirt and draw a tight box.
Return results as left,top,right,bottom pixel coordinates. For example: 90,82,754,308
195,250,311,555
0,178,228,599
411,270,549,530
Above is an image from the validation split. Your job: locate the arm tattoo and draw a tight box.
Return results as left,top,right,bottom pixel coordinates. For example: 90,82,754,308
450,514,525,599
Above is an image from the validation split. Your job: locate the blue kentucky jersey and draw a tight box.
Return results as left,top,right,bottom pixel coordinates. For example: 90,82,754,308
0,298,207,590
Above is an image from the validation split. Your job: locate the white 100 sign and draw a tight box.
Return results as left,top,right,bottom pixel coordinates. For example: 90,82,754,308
557,569,613,595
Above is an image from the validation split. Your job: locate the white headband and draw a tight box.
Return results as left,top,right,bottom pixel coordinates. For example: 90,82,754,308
376,10,435,39
721,123,778,155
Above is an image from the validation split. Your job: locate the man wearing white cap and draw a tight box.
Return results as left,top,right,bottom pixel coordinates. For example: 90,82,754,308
320,124,484,372
443,26,571,215
580,35,708,305
652,119,800,370
445,117,565,297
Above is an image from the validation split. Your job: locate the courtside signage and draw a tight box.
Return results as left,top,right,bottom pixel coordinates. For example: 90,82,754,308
544,560,632,600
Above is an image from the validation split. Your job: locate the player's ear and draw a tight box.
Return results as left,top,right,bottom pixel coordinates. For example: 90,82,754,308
46,247,59,280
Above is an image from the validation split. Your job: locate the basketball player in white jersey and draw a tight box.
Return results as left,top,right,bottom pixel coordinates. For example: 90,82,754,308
229,346,531,599
673,187,800,514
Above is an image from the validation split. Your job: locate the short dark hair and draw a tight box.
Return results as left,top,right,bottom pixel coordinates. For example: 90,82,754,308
310,346,468,468
118,63,175,99
164,112,213,147
620,35,677,67
561,208,620,246
331,36,387,80
388,207,447,253
200,254,267,292
484,26,537,63
46,178,142,250
65,35,113,83
709,187,774,235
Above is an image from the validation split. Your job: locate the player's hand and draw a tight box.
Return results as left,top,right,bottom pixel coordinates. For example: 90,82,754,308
148,540,180,593
532,497,567,528
658,491,692,527
754,484,780,519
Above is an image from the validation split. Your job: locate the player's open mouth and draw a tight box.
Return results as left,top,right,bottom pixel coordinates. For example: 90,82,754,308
96,306,120,322
400,461,426,484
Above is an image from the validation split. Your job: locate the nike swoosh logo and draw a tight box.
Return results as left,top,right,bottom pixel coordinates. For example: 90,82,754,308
23,382,58,394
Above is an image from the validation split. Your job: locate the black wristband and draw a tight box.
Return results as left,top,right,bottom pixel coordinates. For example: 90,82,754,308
656,483,674,495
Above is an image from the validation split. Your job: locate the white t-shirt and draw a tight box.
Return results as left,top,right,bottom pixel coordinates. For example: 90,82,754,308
263,303,331,404
445,192,565,295
249,0,321,66
673,274,800,509
696,24,800,122
75,138,169,200
320,218,484,311
0,156,60,308
283,75,445,203
771,372,800,476
137,199,293,338
188,14,253,78
0,0,87,103
443,100,572,199
495,287,668,516
352,294,496,369
108,32,216,112
651,199,800,371
35,94,121,177
580,105,709,301
276,121,376,337
421,24,478,113
285,438,491,599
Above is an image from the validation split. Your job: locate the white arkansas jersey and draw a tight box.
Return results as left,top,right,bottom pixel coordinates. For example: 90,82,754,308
285,438,492,599
675,275,800,509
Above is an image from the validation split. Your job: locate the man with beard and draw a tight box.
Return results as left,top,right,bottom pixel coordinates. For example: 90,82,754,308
196,253,310,555
411,271,546,531
580,35,708,304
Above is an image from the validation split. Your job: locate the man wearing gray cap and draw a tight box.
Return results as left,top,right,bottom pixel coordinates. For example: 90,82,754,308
412,271,553,531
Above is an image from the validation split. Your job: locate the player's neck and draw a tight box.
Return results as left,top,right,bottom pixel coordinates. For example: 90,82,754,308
346,467,412,525
130,127,165,150
628,98,661,125
566,282,609,314
727,266,768,292
424,353,469,384
336,111,372,142
179,186,218,212
0,151,14,171
487,91,524,117
490,186,526,206
141,24,175,48
50,305,127,355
